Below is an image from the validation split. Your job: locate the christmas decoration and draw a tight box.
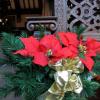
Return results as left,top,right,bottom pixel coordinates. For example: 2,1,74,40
0,31,100,100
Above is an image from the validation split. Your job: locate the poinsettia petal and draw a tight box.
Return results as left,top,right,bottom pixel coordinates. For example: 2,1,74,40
60,47,72,58
96,48,100,54
66,32,79,47
86,37,100,52
40,34,62,58
51,36,62,50
33,52,48,67
86,50,96,57
58,32,79,47
40,35,61,49
86,37,96,49
57,32,69,46
68,45,78,58
40,35,52,48
20,36,39,56
14,36,40,57
69,45,78,53
80,56,94,71
52,44,62,56
14,49,28,56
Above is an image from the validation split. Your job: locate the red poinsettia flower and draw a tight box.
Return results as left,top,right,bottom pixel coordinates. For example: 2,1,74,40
58,32,79,47
79,37,100,71
57,32,79,58
33,35,72,66
86,37,100,53
14,36,39,57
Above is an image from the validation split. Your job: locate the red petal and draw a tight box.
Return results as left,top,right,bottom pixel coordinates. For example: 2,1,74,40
52,43,62,57
40,34,62,58
96,48,100,54
68,45,78,58
20,36,39,56
61,47,72,58
86,50,96,57
14,49,28,56
66,32,79,47
86,37,100,53
40,35,61,50
14,36,39,57
57,32,69,46
80,56,94,71
69,45,78,53
58,32,79,47
33,52,48,67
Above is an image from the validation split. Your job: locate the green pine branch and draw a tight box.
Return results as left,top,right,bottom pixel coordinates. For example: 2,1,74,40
0,68,54,100
1,32,24,52
93,54,100,74
71,24,86,37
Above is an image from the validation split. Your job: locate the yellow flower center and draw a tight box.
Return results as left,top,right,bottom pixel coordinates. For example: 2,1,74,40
79,44,87,54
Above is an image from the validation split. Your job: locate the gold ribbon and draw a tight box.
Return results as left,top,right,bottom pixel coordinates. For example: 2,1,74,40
38,57,84,100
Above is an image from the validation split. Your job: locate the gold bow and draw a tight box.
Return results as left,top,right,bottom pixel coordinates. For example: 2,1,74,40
38,57,84,100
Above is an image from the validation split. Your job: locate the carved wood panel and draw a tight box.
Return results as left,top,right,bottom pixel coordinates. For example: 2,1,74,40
26,16,57,32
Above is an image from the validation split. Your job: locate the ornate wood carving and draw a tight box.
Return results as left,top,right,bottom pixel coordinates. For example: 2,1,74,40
26,16,57,32
26,0,68,32
67,0,100,33
26,0,100,35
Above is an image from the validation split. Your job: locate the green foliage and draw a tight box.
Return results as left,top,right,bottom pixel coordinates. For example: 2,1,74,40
64,92,87,100
93,54,100,74
1,32,24,51
0,32,99,100
0,59,54,100
79,52,85,58
0,32,55,100
37,24,47,38
20,31,28,38
0,32,33,68
79,70,100,99
81,79,100,98
71,25,86,37
0,71,53,100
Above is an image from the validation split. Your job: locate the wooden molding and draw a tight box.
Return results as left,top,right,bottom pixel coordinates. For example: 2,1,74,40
26,16,57,32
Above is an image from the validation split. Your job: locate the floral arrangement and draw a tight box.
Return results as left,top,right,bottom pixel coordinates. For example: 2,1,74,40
0,32,100,100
